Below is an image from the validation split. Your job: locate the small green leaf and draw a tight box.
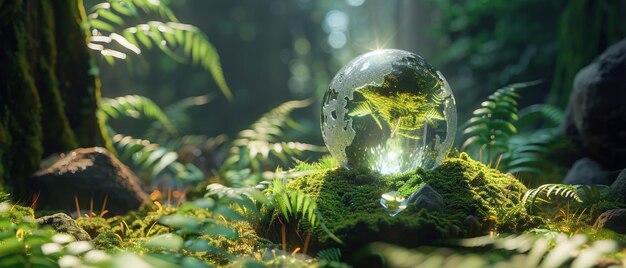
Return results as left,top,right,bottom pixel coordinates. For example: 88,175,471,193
90,19,115,31
151,151,178,176
144,233,183,251
158,214,199,232
203,225,238,240
97,9,124,26
135,27,153,49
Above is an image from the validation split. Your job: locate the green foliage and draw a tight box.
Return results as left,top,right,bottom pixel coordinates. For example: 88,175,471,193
86,0,232,100
431,0,566,102
111,134,203,182
153,95,213,135
364,232,623,268
98,94,205,182
351,72,446,137
99,96,325,186
515,104,564,128
0,202,222,268
502,103,569,184
100,94,176,134
148,210,235,261
522,184,583,209
548,0,626,108
285,153,535,248
462,82,571,184
76,193,267,266
316,248,341,262
220,99,326,186
520,184,620,235
205,183,269,220
264,179,342,244
463,81,539,165
269,180,318,228
291,155,339,173
0,203,56,267
522,183,613,214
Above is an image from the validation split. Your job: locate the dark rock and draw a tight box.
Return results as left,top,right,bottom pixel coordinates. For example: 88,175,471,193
464,215,482,236
411,183,444,212
36,213,91,241
609,169,626,202
561,38,626,170
593,209,626,234
563,158,613,185
447,225,461,237
27,147,150,215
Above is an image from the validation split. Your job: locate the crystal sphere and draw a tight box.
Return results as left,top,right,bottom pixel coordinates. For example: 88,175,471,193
321,49,456,175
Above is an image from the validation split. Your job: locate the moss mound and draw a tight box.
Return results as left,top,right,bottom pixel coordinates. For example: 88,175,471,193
286,153,542,250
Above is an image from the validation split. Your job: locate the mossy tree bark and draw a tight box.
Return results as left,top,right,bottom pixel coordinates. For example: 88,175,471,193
0,0,108,196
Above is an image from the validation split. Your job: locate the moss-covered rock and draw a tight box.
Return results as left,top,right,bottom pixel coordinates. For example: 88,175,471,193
285,153,542,251
6,204,36,224
36,213,91,241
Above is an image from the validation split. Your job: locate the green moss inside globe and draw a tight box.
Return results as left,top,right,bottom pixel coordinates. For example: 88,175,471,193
321,49,456,175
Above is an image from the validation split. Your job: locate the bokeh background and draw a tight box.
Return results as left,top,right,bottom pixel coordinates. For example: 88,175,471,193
89,0,625,147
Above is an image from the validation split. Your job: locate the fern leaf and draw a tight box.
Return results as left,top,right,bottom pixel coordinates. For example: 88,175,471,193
267,179,342,244
517,104,564,129
522,184,583,212
462,81,540,167
221,100,326,186
292,155,338,172
317,248,342,262
111,134,202,182
100,95,176,134
368,231,619,268
86,0,232,100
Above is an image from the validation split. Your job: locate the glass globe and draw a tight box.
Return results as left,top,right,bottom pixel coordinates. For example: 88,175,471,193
321,49,456,175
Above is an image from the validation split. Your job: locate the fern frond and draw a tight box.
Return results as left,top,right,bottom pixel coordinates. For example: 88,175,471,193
90,0,178,22
164,94,213,129
349,102,384,129
221,100,326,186
517,104,564,129
204,183,269,218
142,95,213,144
573,184,609,203
348,102,373,117
368,232,619,268
502,129,562,183
292,155,338,172
522,184,583,212
501,102,565,181
462,81,540,166
86,0,232,100
269,180,342,244
100,94,176,134
316,248,342,262
239,99,313,142
112,134,203,182
205,183,269,204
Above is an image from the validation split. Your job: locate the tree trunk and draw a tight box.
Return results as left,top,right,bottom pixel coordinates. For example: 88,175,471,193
0,0,108,196
395,0,438,60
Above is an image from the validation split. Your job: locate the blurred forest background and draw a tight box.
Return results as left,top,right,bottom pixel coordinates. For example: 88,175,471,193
90,0,625,147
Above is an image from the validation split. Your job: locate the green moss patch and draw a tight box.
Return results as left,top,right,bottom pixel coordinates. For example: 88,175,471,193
76,206,266,266
286,153,542,250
